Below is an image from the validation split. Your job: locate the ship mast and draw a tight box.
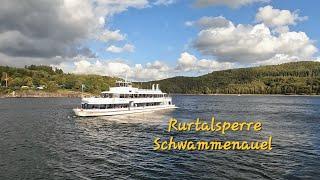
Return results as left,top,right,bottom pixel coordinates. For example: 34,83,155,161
81,84,85,98
2,72,8,88
5,72,8,88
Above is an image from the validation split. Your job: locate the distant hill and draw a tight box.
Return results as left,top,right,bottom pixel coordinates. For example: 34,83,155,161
0,65,119,95
139,61,320,95
2,61,320,96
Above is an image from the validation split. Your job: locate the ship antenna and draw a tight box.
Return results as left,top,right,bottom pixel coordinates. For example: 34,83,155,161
81,84,85,98
5,72,8,88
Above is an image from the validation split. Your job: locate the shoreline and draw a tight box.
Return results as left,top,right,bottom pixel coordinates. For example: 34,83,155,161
1,92,320,98
171,93,320,97
0,90,94,98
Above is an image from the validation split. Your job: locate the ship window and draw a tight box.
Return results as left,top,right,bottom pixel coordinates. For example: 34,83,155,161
107,104,115,109
102,93,111,98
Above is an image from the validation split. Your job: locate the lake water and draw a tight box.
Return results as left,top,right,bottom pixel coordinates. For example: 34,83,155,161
0,95,319,179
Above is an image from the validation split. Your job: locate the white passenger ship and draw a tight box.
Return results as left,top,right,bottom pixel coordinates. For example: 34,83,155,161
73,80,177,116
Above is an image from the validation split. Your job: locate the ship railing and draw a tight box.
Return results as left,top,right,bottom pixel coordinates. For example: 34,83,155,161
137,89,161,91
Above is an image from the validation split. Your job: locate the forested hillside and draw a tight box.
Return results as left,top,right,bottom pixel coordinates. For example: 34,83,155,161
0,65,118,94
140,61,320,95
1,61,320,96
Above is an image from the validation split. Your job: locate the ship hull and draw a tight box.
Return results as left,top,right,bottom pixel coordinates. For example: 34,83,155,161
73,105,177,117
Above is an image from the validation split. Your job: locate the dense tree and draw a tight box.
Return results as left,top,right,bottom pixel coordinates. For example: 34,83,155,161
2,61,320,95
0,65,119,94
138,61,320,95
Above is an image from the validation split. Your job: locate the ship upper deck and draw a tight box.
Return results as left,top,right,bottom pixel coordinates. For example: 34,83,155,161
101,81,166,95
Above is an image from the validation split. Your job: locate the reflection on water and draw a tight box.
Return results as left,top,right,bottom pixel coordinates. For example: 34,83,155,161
75,110,174,141
0,95,320,179
95,109,175,124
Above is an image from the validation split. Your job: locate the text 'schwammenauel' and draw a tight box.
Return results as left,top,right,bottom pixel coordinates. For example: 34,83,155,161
153,117,272,151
